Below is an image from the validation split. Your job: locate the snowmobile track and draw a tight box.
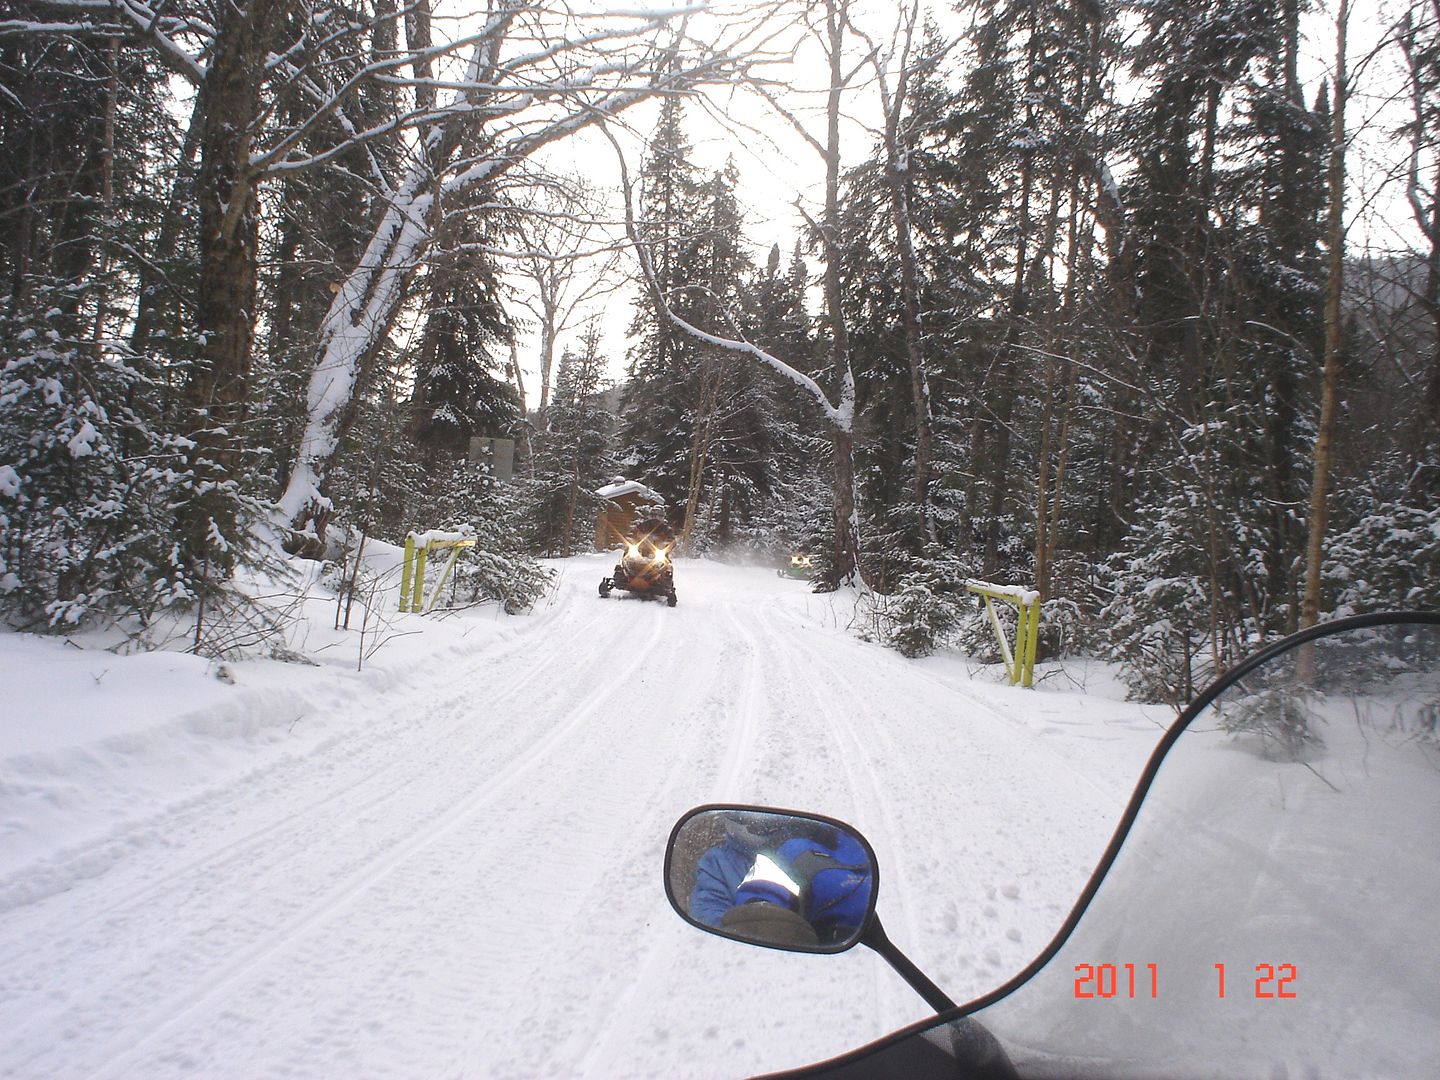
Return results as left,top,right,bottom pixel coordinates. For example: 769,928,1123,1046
64,608,669,1080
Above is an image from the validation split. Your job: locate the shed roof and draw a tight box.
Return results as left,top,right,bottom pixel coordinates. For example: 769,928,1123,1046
595,478,663,502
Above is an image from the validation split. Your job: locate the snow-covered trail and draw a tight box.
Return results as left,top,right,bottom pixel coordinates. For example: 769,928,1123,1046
0,557,1163,1079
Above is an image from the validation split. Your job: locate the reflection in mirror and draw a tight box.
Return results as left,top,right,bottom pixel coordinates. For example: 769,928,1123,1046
666,807,877,953
965,619,1440,1079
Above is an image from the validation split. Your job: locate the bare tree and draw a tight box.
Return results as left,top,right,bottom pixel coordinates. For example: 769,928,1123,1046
708,0,872,585
274,2,796,537
508,177,624,415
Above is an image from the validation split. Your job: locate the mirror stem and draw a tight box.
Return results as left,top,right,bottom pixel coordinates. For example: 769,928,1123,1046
860,917,957,1015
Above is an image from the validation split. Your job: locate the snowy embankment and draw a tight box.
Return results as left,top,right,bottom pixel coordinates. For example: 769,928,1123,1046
0,554,1170,1079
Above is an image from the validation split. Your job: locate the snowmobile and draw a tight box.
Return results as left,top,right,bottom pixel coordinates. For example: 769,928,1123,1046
599,521,677,607
664,611,1440,1078
778,552,814,580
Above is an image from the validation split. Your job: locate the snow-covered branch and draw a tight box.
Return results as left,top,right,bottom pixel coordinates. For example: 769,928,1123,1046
278,1,796,530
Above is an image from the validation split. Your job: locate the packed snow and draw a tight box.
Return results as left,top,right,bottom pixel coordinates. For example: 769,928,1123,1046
0,554,1173,1078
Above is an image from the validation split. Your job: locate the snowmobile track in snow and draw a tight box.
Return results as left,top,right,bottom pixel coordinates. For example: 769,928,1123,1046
0,558,1162,1080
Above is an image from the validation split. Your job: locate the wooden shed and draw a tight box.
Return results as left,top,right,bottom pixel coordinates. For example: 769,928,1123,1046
594,477,665,551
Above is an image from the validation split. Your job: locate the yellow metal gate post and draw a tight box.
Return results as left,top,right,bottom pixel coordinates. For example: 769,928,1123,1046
399,535,417,612
399,533,476,613
965,580,1042,688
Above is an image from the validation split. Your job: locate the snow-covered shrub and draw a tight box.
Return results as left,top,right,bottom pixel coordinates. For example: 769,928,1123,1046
1325,498,1440,615
461,546,553,614
877,548,970,658
1098,419,1294,705
954,594,1087,668
1035,596,1086,659
1215,687,1321,760
884,577,961,658
0,289,225,629
1099,492,1232,706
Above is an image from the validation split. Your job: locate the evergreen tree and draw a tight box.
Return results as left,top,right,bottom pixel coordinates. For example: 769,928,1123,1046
1092,0,1333,692
675,162,775,547
525,322,619,555
0,29,252,633
620,114,800,549
409,210,519,465
737,242,830,559
619,96,703,514
0,287,230,630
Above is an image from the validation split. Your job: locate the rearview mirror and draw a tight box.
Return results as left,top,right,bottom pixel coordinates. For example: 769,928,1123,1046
665,805,878,953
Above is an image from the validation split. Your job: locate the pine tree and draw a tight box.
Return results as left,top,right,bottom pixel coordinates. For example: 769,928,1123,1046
0,29,249,632
738,242,829,558
409,210,519,466
1099,0,1331,689
0,288,218,629
619,96,703,514
525,322,619,555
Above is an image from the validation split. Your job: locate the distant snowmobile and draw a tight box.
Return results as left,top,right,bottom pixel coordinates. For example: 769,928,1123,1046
599,521,678,607
778,552,813,580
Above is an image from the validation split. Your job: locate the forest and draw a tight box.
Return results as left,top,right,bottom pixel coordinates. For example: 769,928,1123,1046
2,0,1437,703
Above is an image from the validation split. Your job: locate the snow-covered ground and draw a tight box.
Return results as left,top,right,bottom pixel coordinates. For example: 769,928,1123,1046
0,555,1171,1079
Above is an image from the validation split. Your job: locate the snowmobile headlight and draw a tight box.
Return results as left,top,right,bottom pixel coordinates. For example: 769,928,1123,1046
626,543,640,559
654,545,671,563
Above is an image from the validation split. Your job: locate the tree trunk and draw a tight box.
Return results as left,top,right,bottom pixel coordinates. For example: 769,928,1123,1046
508,340,534,473
831,426,860,585
821,0,861,586
1300,0,1349,635
130,97,202,357
182,0,294,563
189,0,285,428
983,166,1033,576
880,28,934,536
718,472,732,548
681,352,722,549
538,297,558,414
405,0,435,114
1412,150,1440,491
91,36,119,349
563,462,579,555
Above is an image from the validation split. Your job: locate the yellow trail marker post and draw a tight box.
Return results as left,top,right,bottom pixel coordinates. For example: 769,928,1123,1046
965,580,1042,688
399,532,477,613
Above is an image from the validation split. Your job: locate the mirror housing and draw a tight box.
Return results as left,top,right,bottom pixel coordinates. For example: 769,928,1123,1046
665,805,879,954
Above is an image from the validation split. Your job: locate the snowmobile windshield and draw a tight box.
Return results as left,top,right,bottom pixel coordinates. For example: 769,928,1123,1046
773,614,1440,1080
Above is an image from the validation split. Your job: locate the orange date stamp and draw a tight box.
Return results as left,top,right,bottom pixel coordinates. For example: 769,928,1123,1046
1073,963,1298,999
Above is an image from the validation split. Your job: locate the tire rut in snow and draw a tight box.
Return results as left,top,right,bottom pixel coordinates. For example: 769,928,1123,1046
0,600,655,1078
752,601,1132,1004
0,598,619,926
